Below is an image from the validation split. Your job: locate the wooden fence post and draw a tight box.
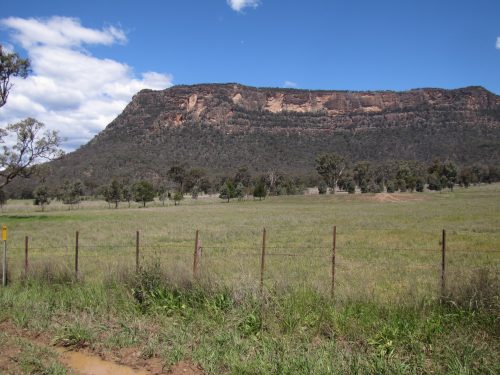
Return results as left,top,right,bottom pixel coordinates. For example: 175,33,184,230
136,231,140,273
1,232,6,287
75,231,79,280
24,236,29,277
440,229,446,301
260,227,266,294
193,230,200,279
331,226,336,299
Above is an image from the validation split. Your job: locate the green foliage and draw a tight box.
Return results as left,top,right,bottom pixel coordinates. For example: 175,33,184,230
238,311,262,336
167,165,186,192
33,184,50,211
121,185,133,207
345,179,356,194
253,180,267,200
427,160,458,191
317,180,328,194
0,45,30,108
353,161,372,188
219,180,235,202
133,180,155,207
54,323,93,348
336,170,355,194
10,339,67,375
19,84,500,193
172,191,184,205
427,173,442,191
0,118,62,189
234,166,252,187
60,180,83,208
191,185,199,199
103,178,122,208
415,177,425,192
184,168,207,193
157,185,168,205
235,182,245,200
315,153,346,194
386,180,396,193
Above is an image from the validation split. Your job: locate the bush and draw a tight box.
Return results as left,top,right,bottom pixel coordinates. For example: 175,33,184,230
318,181,328,194
173,191,184,205
253,180,267,200
386,181,396,193
416,178,425,192
346,180,356,194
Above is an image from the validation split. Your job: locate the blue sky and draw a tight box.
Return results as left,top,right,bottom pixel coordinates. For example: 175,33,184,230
0,0,499,149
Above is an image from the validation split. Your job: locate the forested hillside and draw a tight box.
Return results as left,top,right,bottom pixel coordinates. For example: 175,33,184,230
12,83,500,192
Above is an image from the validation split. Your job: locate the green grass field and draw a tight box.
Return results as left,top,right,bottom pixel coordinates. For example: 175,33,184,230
0,185,499,374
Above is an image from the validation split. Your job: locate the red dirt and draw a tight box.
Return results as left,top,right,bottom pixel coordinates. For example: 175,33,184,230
0,320,205,375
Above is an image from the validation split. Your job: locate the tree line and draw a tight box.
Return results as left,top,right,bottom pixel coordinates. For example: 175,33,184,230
315,154,499,194
23,165,271,210
0,156,495,212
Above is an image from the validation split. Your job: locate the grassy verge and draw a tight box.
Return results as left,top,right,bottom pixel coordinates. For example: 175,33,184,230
1,261,499,374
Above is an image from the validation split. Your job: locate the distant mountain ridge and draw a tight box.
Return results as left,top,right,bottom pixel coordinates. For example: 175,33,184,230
36,83,500,187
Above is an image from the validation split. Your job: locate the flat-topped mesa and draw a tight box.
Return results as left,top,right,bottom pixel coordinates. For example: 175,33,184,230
41,82,498,189
108,84,498,132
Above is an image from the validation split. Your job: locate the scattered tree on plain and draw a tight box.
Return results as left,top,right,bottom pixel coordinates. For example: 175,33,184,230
157,185,168,206
61,180,84,209
353,161,372,192
104,178,122,208
122,185,133,207
33,184,50,211
172,191,184,206
253,180,267,201
235,182,245,201
315,153,346,194
219,180,235,203
133,180,155,207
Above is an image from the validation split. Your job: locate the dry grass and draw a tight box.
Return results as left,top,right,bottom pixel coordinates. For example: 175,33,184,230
2,184,499,304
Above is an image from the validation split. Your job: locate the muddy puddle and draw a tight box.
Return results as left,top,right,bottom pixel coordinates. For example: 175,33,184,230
55,347,150,375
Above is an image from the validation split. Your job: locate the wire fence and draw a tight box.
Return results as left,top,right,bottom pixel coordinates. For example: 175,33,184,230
2,227,499,301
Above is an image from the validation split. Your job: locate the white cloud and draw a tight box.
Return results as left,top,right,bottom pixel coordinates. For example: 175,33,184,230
496,37,500,49
1,16,126,48
227,0,260,12
283,80,298,88
0,17,173,151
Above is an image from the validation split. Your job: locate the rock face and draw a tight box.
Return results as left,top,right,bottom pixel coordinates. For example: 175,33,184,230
101,83,499,131
49,83,500,184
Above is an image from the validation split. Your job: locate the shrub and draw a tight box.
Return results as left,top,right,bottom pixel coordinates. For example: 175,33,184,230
318,181,328,194
386,181,396,193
